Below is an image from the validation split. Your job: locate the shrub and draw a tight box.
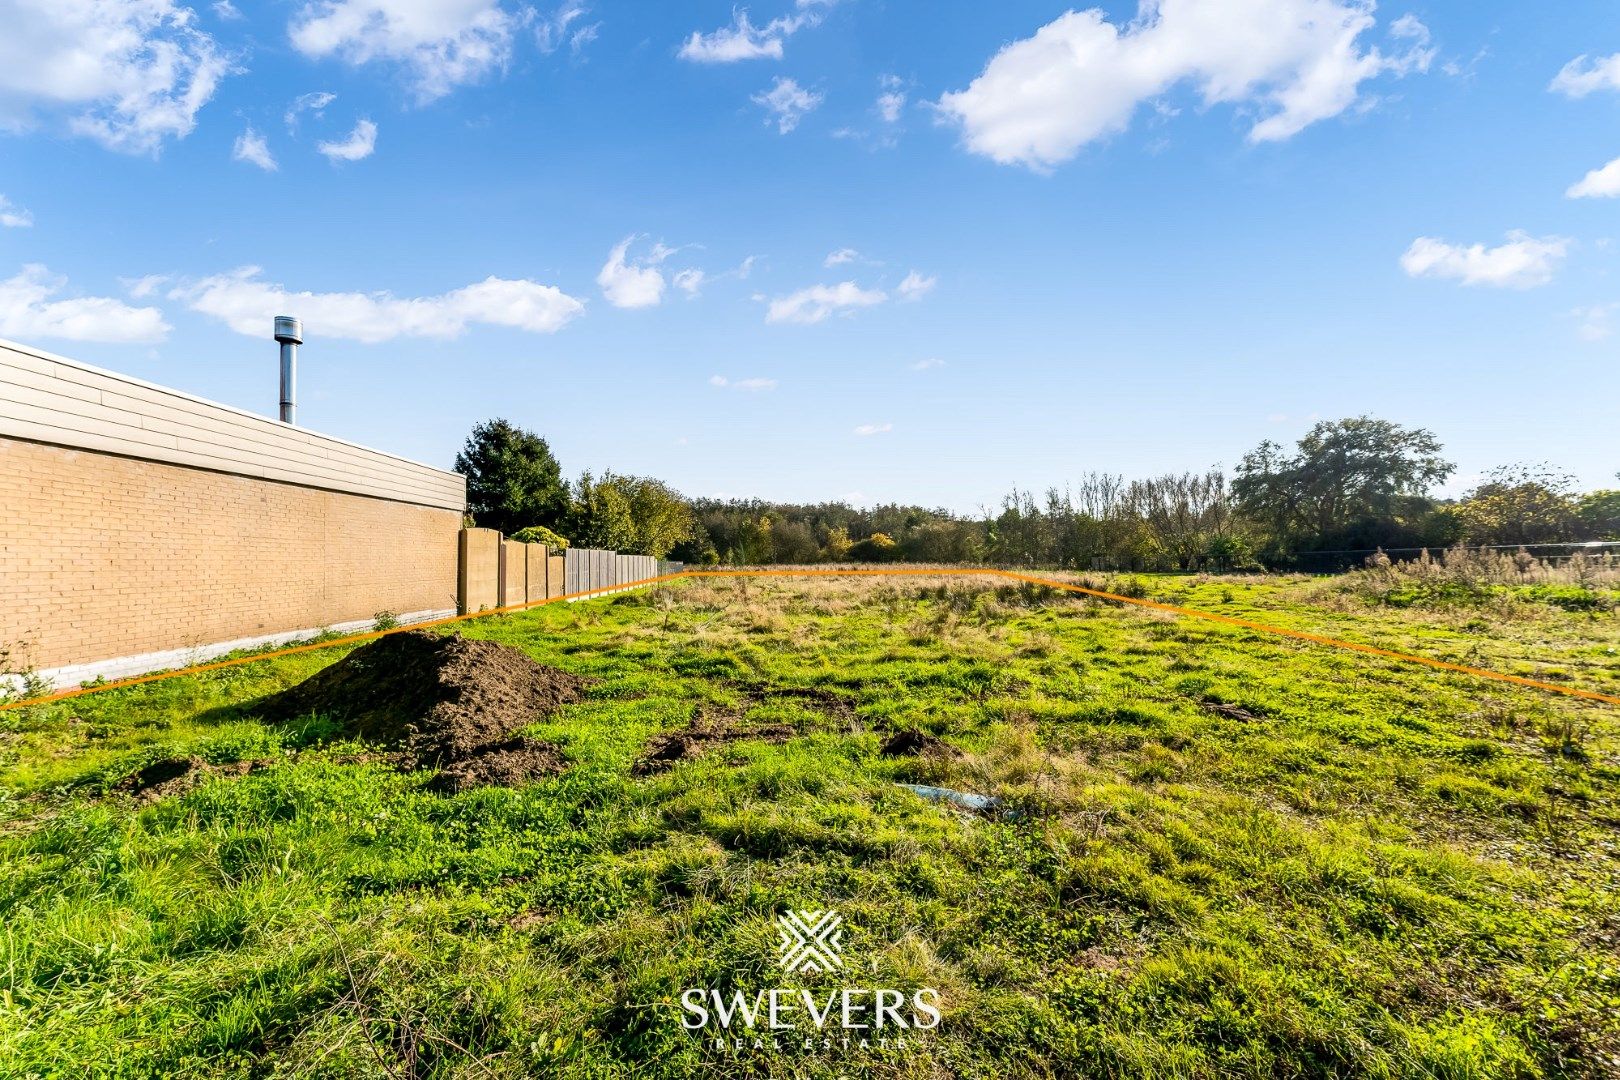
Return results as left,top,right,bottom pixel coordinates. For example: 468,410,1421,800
849,532,900,562
1337,545,1619,611
511,525,570,549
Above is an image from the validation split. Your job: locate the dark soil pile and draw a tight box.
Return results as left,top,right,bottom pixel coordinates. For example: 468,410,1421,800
261,630,590,789
879,730,961,759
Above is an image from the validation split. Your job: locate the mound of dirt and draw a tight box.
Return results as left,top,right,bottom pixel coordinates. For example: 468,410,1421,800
261,630,590,789
879,730,961,759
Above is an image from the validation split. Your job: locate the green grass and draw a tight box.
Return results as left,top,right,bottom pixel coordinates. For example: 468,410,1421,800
2,572,1618,1078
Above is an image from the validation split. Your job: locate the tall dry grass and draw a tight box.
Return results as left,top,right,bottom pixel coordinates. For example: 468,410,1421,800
1335,546,1619,612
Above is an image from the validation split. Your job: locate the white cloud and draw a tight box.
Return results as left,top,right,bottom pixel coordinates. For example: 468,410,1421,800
937,1,1434,170
897,270,936,300
597,235,672,308
910,357,944,370
567,23,599,54
1399,231,1570,289
0,0,232,154
289,0,516,101
172,266,584,342
674,256,756,297
753,76,821,133
1551,54,1620,98
1572,303,1615,342
709,374,777,391
536,1,597,55
0,196,33,228
677,1,830,63
824,248,859,267
1567,154,1620,199
284,90,337,129
317,118,377,162
853,422,892,436
877,89,905,124
0,265,169,343
121,274,169,298
232,127,277,170
212,0,242,19
765,281,887,324
876,74,905,123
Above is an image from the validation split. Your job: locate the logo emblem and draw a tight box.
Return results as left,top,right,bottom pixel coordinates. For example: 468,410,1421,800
775,909,844,973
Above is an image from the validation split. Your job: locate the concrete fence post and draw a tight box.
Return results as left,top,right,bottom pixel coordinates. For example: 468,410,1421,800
458,528,501,614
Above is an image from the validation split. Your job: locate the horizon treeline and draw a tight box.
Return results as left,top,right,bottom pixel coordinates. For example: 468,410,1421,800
458,416,1619,570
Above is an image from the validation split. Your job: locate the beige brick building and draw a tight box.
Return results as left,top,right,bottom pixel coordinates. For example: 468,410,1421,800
0,338,466,689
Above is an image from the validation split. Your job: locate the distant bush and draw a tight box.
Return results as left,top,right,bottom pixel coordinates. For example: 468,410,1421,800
511,525,570,549
1107,575,1150,599
1518,584,1613,612
849,532,900,562
1340,546,1618,612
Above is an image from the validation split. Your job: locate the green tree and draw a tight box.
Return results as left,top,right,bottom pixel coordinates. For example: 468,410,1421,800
624,475,695,558
568,472,694,557
1233,416,1453,551
1456,464,1580,545
453,419,568,536
1577,487,1620,540
568,471,637,551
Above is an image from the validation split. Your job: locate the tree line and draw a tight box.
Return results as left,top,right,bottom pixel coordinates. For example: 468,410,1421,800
455,416,1619,569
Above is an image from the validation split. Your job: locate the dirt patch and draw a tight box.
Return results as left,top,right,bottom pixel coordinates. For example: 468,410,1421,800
879,730,962,759
633,711,795,776
725,681,859,723
427,736,567,793
1199,700,1264,722
117,756,267,803
260,630,590,789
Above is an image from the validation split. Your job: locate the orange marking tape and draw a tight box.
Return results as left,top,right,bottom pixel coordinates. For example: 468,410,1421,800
1,567,1614,712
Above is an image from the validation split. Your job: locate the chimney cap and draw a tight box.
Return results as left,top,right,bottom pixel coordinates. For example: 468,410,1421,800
273,315,303,345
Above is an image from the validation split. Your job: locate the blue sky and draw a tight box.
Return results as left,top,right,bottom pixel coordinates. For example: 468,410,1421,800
1,0,1616,512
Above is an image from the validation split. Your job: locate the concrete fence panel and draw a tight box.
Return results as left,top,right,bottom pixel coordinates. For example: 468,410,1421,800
458,529,501,614
555,547,674,602
525,544,549,604
499,540,527,609
547,554,565,598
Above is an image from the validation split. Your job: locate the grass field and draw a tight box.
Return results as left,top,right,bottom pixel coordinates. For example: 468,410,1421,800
2,571,1618,1078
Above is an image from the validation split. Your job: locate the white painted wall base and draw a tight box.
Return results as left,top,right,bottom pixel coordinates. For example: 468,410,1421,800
1,608,456,699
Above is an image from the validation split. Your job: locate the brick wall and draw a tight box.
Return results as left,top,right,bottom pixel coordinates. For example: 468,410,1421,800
0,438,461,671
1,338,467,679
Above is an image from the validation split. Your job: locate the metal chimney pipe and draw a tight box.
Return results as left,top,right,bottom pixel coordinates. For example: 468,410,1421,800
273,316,302,424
